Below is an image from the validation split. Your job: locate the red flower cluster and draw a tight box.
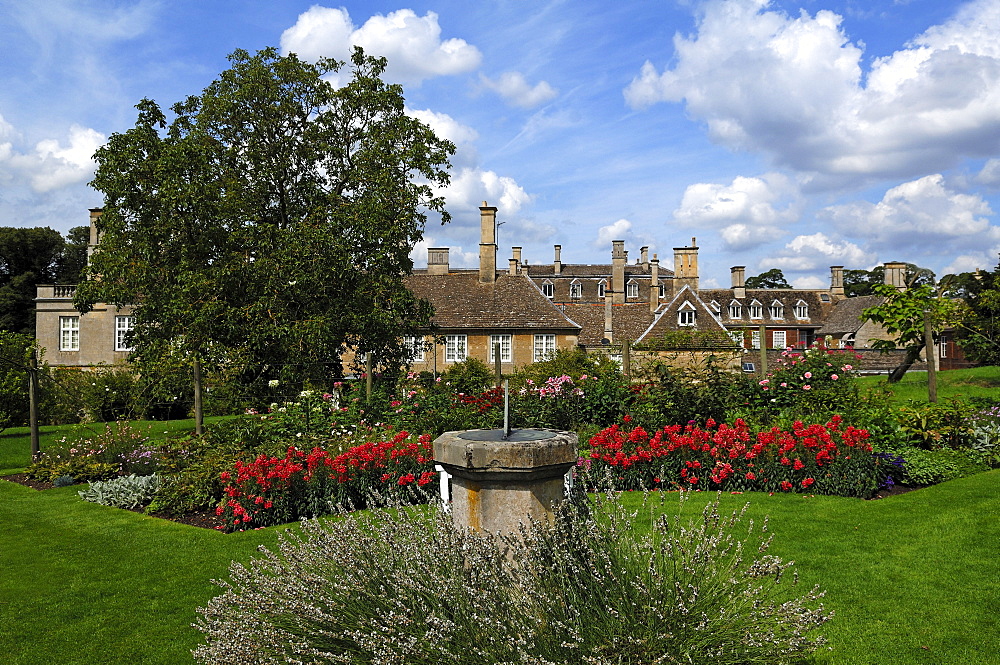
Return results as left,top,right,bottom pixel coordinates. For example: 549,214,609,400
586,416,872,495
456,386,505,413
217,431,436,531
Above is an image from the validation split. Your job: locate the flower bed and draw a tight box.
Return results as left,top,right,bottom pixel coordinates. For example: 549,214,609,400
217,430,437,532
587,415,884,498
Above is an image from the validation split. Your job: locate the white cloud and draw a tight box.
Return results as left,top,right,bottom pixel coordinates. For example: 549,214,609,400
765,232,876,270
822,174,997,253
0,123,104,193
411,237,479,268
442,167,533,220
480,72,558,108
943,252,1000,274
976,158,1000,187
625,0,1000,182
281,7,481,86
595,218,633,248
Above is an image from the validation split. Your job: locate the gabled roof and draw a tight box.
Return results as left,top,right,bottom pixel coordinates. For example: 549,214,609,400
404,272,581,331
698,288,834,327
817,295,883,335
637,285,729,344
559,303,655,346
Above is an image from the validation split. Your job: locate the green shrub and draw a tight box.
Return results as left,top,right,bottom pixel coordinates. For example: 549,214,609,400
24,421,157,482
440,357,495,395
897,399,979,449
882,446,990,486
194,492,831,664
79,474,162,510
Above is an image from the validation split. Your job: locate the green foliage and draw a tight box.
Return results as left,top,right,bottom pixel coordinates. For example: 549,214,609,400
24,421,157,482
942,263,1000,366
635,329,739,350
745,267,792,289
878,447,989,486
440,357,495,395
193,493,830,664
896,399,979,449
0,331,32,430
79,474,162,510
77,46,454,384
844,264,935,298
628,358,737,430
749,343,862,422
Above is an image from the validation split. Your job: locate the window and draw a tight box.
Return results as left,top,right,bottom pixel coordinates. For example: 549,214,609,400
403,335,425,362
710,300,721,314
795,300,809,318
770,301,784,319
729,301,742,319
627,279,638,299
772,330,786,349
751,329,761,349
658,283,665,298
533,334,556,362
445,335,467,362
542,280,553,298
749,300,763,319
569,280,582,300
115,316,135,352
729,331,745,347
678,302,696,326
820,293,831,302
597,280,606,298
939,338,948,359
489,334,512,363
59,316,79,351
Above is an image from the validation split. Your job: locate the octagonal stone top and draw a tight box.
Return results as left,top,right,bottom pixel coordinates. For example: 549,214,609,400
433,428,577,473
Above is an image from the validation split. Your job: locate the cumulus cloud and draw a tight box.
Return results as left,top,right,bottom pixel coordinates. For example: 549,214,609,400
821,174,997,254
761,232,876,273
410,237,479,268
441,167,533,220
975,158,1000,188
480,72,558,108
595,218,633,248
0,122,104,192
625,0,1000,182
281,7,481,85
672,173,800,249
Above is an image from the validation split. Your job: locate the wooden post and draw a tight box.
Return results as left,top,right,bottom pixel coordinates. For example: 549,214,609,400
365,353,373,403
494,342,502,386
622,339,631,382
758,324,768,378
28,350,40,460
924,311,937,403
192,355,204,436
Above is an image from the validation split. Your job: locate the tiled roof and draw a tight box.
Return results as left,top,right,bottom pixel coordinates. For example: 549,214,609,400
637,286,730,343
405,272,581,331
559,303,655,346
698,288,834,327
817,295,884,335
525,264,675,279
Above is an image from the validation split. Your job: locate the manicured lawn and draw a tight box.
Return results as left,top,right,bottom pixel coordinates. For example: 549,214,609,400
857,365,1000,405
1,471,997,664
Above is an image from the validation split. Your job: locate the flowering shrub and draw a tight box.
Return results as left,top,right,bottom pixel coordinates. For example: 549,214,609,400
587,415,882,498
754,343,862,418
25,421,159,482
216,430,436,531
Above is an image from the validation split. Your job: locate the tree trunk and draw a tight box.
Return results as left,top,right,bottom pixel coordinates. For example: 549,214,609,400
888,343,925,383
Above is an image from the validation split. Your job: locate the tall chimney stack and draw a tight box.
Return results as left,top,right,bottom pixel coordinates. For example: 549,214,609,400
830,266,844,298
553,245,562,275
673,237,699,292
479,202,498,284
884,261,907,291
731,266,746,299
650,254,660,313
427,248,450,275
612,240,627,304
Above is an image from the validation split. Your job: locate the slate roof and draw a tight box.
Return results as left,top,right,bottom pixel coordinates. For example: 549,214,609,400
817,295,884,335
637,285,731,344
525,264,673,278
404,272,580,331
697,288,834,328
558,303,655,346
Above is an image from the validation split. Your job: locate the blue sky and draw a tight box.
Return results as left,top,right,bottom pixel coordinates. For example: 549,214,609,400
2,0,999,288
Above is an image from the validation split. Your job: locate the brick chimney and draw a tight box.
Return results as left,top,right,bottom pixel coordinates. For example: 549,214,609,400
650,254,660,313
884,261,907,291
830,266,844,297
731,266,746,299
479,202,498,284
673,237,699,292
612,240,627,304
427,247,450,275
553,244,562,275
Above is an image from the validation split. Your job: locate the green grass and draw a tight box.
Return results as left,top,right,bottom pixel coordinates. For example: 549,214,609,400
858,365,1000,405
0,417,233,475
1,471,997,664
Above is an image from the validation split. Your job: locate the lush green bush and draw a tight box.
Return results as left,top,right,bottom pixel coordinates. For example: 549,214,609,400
0,332,32,430
896,398,980,449
24,421,158,482
193,493,831,664
628,357,740,431
440,357,496,395
875,445,991,486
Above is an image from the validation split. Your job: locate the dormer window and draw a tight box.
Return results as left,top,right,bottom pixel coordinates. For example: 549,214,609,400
627,279,639,299
678,301,696,326
749,300,763,319
542,280,554,298
795,300,808,318
569,279,582,300
710,300,721,314
729,301,742,319
770,300,784,319
820,293,831,302
597,280,606,298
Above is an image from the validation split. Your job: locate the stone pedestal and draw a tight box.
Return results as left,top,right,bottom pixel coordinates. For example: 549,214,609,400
433,428,577,535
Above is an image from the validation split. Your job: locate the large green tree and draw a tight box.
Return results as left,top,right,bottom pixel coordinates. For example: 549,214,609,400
941,263,1000,366
745,268,792,289
77,47,454,387
843,264,935,297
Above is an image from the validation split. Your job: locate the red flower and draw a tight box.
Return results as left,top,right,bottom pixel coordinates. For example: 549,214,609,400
779,481,793,491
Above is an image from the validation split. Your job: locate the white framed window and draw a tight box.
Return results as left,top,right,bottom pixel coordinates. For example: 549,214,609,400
678,302,696,326
749,301,763,319
751,329,761,349
597,280,606,298
533,334,556,362
542,280,554,298
770,301,784,319
403,335,425,362
729,301,742,319
445,335,467,363
795,301,809,318
59,316,80,351
939,338,948,359
710,300,720,314
115,315,135,352
658,283,665,298
772,330,786,349
569,279,582,300
729,331,744,347
627,279,638,299
489,334,512,363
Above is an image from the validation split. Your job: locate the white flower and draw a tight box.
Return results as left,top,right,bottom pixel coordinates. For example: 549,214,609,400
268,379,280,388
